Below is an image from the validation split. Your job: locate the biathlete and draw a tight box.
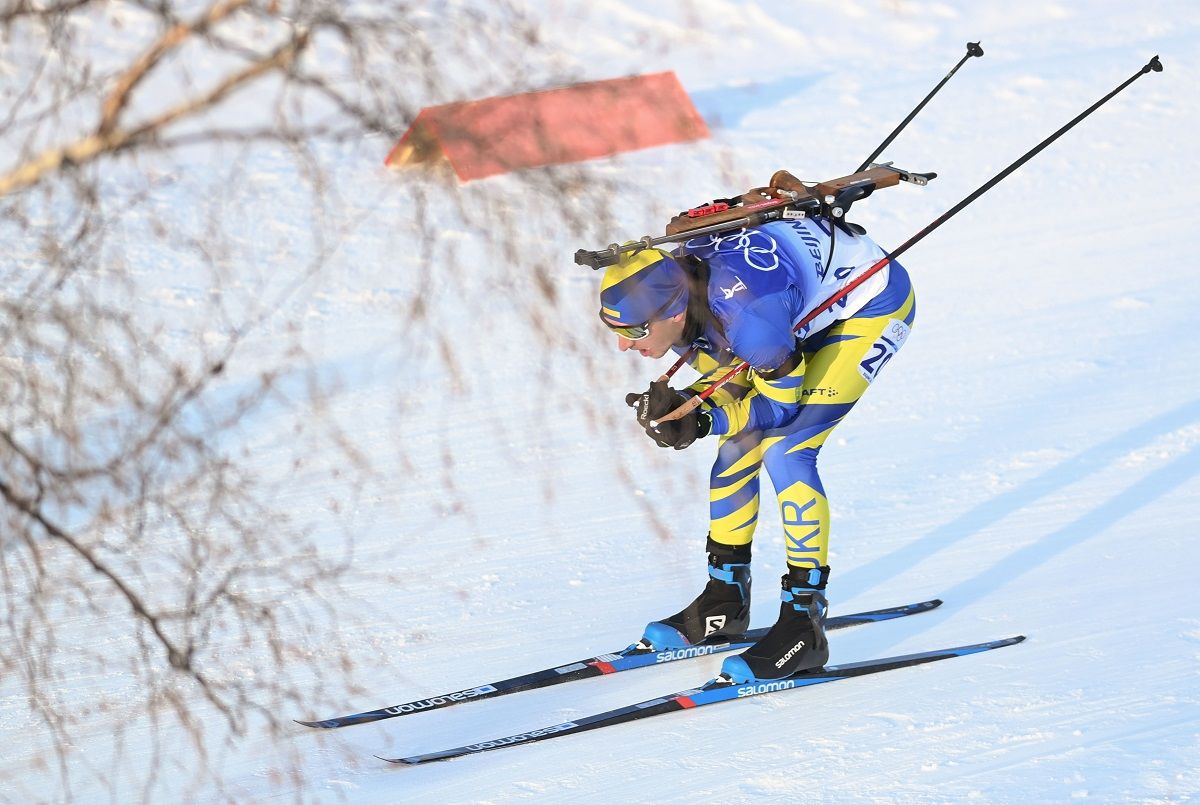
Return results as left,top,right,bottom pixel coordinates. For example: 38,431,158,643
598,216,915,682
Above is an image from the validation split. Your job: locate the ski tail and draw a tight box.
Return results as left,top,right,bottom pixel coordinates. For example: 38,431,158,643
383,634,1025,765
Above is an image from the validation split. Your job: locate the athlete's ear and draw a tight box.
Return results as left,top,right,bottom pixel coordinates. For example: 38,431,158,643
669,312,686,323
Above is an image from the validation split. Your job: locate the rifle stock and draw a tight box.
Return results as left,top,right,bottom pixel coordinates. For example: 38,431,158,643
663,164,930,238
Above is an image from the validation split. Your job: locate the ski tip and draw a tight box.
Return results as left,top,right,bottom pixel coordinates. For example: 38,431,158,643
898,598,942,614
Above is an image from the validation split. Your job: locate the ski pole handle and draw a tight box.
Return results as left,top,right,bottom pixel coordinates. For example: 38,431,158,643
648,389,707,428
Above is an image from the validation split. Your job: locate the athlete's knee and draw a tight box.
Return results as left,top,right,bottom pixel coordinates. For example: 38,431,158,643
763,441,821,481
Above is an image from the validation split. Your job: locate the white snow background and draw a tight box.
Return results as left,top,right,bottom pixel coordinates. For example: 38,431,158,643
2,1,1199,802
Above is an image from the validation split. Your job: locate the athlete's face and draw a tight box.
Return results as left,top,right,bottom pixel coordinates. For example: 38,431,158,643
608,312,686,360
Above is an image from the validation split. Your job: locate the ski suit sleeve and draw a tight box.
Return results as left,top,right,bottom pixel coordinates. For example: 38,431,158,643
706,293,806,436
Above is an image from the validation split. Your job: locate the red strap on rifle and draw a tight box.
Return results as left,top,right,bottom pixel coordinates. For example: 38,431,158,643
686,202,730,219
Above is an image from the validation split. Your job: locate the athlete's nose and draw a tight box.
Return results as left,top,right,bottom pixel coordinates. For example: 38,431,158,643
617,335,635,352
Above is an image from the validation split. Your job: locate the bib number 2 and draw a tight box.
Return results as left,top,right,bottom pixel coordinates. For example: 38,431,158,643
858,318,911,383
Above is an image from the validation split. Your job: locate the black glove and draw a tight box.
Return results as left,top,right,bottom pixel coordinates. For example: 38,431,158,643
626,380,712,449
645,408,712,450
625,380,683,427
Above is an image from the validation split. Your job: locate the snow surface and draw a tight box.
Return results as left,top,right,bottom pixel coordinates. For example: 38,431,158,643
3,1,1200,802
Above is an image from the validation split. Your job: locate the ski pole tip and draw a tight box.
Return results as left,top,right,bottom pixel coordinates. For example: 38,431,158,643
966,41,984,58
1146,55,1163,73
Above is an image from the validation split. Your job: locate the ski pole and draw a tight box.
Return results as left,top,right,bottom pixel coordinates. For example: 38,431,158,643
655,42,983,385
653,55,1164,427
855,41,984,173
657,349,693,384
586,44,974,274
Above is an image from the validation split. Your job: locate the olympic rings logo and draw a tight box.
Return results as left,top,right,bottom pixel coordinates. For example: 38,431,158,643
685,228,780,272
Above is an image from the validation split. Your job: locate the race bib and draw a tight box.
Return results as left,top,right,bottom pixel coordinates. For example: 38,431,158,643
858,318,911,383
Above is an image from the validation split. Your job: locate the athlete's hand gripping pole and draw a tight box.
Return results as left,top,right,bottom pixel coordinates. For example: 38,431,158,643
653,54,1164,427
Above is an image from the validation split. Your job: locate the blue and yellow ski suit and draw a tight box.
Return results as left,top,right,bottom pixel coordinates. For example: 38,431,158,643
677,218,915,569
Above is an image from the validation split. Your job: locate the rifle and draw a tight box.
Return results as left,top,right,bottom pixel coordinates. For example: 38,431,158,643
573,162,935,271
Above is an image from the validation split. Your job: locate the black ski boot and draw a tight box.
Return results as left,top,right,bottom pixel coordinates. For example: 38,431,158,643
639,538,751,650
719,565,830,683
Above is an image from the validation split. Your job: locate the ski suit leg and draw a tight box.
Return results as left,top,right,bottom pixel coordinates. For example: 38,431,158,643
707,428,766,547
762,264,917,569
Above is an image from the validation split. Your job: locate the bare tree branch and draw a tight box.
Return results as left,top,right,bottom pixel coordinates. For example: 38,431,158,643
0,24,308,196
98,0,255,136
0,0,99,24
0,1,660,799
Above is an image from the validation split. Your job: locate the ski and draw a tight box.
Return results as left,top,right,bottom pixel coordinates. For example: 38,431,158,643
297,598,941,729
382,634,1025,765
